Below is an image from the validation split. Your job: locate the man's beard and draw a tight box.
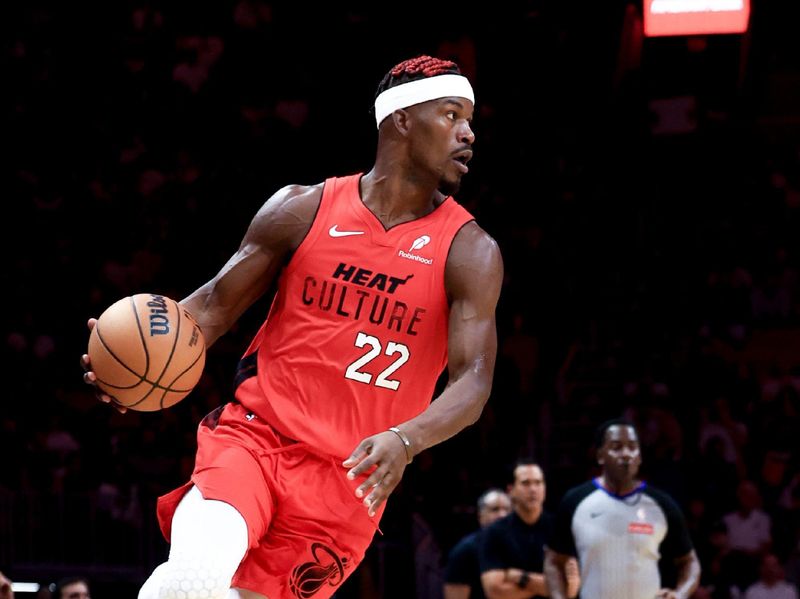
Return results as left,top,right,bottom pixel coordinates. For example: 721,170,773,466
438,177,461,196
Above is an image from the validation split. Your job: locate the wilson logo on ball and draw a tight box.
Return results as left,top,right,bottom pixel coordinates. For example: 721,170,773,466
88,293,206,411
147,295,171,336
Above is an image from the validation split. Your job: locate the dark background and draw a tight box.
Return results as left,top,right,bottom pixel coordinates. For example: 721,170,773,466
4,1,800,597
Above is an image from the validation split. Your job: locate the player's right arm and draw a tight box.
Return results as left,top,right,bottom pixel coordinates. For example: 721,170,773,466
82,183,323,404
179,183,321,346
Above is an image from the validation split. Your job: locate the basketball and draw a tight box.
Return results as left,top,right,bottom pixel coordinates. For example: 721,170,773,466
87,293,206,411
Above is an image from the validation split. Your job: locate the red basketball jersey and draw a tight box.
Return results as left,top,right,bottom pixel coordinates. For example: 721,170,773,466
234,173,474,459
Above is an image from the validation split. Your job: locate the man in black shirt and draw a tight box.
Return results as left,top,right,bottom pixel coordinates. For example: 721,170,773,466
480,460,579,598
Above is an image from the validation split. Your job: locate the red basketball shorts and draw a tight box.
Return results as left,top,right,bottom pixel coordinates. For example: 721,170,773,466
156,401,384,599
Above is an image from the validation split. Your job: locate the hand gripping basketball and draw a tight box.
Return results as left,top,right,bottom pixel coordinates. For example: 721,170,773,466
83,293,206,411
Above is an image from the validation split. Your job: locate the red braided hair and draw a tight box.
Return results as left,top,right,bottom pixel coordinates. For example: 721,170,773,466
375,55,462,100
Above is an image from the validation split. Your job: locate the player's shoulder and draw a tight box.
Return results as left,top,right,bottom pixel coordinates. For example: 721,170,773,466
451,221,501,261
242,182,326,253
262,182,324,215
446,221,503,294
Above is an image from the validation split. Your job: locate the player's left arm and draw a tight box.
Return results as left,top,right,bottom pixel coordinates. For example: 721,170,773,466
408,221,503,448
344,222,502,515
657,550,701,599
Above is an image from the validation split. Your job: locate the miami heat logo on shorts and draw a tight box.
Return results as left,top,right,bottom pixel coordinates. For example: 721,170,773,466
289,541,351,598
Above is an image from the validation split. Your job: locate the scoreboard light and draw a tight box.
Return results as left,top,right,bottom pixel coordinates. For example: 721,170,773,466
644,0,750,36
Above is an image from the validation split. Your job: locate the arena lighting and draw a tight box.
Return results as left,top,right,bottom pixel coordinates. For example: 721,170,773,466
11,582,40,593
644,0,750,36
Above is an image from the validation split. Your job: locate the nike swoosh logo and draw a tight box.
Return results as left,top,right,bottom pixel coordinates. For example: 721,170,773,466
590,512,603,518
329,225,365,238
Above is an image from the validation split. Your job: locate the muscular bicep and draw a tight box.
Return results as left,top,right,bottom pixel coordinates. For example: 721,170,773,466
182,183,322,345
445,223,503,387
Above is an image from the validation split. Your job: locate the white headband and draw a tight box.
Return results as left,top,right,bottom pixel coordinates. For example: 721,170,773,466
374,74,475,129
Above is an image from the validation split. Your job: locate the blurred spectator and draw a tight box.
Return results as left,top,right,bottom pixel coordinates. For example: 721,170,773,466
53,577,90,599
743,553,798,599
698,397,748,479
751,269,793,327
444,488,512,599
695,434,741,519
171,35,224,94
723,480,774,590
695,520,741,599
724,481,773,554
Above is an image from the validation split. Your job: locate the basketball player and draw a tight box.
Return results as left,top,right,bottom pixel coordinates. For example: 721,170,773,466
82,55,502,599
544,419,701,599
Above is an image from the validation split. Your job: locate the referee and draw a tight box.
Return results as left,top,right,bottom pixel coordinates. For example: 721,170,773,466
544,419,701,599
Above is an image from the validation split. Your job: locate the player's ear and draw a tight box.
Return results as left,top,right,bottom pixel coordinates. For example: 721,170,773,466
392,109,411,136
596,449,604,465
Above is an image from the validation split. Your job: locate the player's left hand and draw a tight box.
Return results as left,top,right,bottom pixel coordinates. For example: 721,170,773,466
343,431,409,517
655,589,678,599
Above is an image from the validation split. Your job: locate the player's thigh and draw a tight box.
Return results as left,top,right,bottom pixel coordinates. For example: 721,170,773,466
170,485,249,560
232,450,378,598
191,442,276,549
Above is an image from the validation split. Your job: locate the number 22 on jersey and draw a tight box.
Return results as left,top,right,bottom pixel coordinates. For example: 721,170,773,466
344,332,410,390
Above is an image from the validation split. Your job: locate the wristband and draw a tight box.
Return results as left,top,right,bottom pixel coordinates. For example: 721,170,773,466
388,427,413,464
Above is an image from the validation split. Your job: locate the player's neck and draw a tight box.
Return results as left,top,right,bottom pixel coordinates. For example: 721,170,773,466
360,168,443,227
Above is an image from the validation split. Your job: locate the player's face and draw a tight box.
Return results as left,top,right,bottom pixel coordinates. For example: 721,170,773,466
509,464,546,513
407,97,475,196
599,425,641,482
479,491,512,527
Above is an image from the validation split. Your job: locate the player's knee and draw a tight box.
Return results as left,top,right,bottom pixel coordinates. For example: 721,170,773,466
138,563,168,599
155,556,232,599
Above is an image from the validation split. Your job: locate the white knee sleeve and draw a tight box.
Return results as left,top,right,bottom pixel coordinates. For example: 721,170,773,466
138,486,249,599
